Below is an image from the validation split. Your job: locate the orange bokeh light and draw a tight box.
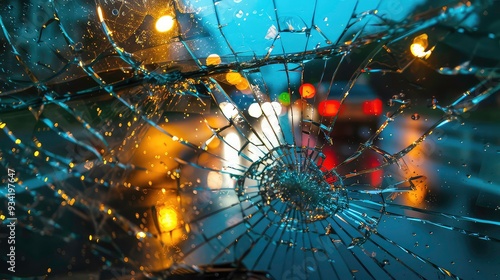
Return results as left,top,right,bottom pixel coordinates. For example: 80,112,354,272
299,83,316,99
157,206,178,232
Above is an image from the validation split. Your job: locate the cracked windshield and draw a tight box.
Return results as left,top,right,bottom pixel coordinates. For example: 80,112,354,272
0,0,499,279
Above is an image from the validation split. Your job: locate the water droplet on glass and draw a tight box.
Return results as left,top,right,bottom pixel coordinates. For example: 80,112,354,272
388,95,399,106
325,224,333,235
428,96,438,109
382,259,390,266
112,9,119,16
411,113,420,120
236,10,244,18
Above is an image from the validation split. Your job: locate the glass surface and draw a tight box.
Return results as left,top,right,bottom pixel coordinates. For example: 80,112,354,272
0,0,499,279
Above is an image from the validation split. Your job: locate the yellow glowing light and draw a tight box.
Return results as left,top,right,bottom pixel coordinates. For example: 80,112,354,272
33,151,40,157
155,15,175,33
14,139,21,145
405,176,427,205
235,78,250,90
410,34,433,58
136,231,147,239
157,206,178,232
206,54,221,66
226,72,243,85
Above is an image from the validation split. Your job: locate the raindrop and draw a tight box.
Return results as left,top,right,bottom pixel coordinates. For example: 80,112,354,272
411,113,420,120
428,96,438,109
387,95,398,106
72,42,83,52
325,224,334,235
112,9,119,16
382,259,390,266
236,10,244,18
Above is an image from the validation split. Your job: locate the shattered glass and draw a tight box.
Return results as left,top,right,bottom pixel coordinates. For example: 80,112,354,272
0,0,499,279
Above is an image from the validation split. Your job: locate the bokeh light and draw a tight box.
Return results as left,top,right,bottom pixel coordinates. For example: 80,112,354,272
157,206,178,232
206,54,222,66
410,33,433,58
299,83,316,98
318,100,341,117
155,15,175,32
278,92,291,106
